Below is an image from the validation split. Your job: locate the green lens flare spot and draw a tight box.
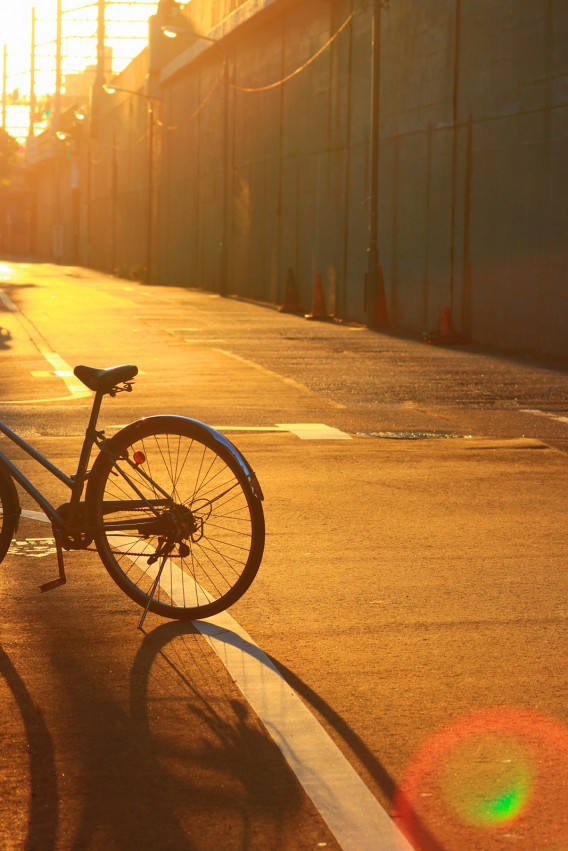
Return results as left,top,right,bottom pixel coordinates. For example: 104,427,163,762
439,733,533,828
485,787,525,822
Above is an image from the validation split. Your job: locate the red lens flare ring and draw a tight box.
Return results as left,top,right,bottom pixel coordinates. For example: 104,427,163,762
393,707,568,850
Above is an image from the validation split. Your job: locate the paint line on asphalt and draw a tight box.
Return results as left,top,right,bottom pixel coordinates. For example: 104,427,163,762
214,425,281,433
105,423,353,440
21,509,50,522
0,290,18,312
277,423,352,440
39,351,91,399
0,290,91,402
117,543,410,851
19,528,405,845
3,394,92,405
8,538,57,558
212,347,347,409
196,611,411,850
521,408,568,426
92,540,411,850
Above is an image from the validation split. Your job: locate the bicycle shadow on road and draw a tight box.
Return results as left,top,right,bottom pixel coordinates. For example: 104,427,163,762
0,643,58,851
142,621,445,851
192,621,446,851
0,608,439,850
127,620,305,850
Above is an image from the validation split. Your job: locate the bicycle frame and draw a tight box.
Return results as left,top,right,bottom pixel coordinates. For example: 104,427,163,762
0,391,106,530
0,366,265,617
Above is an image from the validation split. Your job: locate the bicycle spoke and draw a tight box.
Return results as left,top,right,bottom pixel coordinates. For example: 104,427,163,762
93,425,263,619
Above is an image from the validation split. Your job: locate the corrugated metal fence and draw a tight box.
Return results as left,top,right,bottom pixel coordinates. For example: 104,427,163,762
31,0,568,361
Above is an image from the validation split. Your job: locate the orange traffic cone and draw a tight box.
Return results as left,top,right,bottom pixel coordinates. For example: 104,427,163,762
423,306,470,345
375,265,389,328
440,307,454,337
279,267,303,314
305,273,332,321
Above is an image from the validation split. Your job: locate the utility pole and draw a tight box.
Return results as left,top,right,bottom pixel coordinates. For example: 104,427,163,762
95,0,106,87
146,101,154,283
53,0,63,261
366,0,388,328
54,0,62,129
28,8,36,138
2,45,6,130
220,55,228,296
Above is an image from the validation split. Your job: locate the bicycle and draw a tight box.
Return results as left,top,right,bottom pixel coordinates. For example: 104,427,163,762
0,364,265,629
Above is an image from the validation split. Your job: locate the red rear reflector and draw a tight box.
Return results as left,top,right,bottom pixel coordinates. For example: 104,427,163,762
133,451,146,465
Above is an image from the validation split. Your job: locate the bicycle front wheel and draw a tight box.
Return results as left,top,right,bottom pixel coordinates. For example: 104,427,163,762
88,419,265,620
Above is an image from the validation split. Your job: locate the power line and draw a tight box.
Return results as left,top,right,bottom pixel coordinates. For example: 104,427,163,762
2,1,155,139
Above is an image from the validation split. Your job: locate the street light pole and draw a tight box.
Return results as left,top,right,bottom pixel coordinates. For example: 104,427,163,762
28,8,36,139
366,0,384,328
146,99,154,284
54,0,62,128
2,46,7,131
52,0,63,262
95,0,106,88
219,53,228,297
102,85,160,284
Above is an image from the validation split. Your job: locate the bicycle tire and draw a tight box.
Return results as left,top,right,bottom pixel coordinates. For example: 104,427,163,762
87,417,265,620
0,463,20,563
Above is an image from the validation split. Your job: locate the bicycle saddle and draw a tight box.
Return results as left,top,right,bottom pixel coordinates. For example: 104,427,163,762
74,364,138,394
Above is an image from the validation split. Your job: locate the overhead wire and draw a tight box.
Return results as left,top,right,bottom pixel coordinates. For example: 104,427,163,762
7,6,354,138
232,12,354,94
93,12,355,142
144,12,354,127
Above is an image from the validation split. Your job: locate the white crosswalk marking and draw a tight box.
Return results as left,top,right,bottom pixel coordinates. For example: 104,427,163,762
276,423,352,440
521,408,568,425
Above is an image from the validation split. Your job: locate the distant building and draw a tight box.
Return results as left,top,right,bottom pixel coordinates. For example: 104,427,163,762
63,48,113,109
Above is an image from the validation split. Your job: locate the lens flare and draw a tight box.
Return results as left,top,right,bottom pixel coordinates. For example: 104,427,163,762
438,731,532,827
393,708,568,851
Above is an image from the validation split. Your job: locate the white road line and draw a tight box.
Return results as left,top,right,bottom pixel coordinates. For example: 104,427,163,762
39,351,91,399
521,408,568,425
105,423,353,439
214,425,282,433
0,290,17,312
0,290,90,402
21,509,50,523
197,613,411,850
111,542,410,850
8,538,57,558
107,425,281,433
19,521,406,845
277,423,352,440
5,394,92,405
212,347,347,410
217,424,352,439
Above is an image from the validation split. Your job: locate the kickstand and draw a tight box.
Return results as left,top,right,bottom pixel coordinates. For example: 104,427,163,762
137,554,167,632
40,529,67,593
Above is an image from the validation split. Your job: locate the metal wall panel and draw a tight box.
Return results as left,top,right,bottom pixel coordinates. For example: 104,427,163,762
34,0,567,360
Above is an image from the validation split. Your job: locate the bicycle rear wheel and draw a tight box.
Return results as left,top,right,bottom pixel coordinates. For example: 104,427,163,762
0,465,19,563
88,418,264,620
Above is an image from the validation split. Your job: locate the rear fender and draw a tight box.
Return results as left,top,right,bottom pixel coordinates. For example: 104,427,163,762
90,415,264,501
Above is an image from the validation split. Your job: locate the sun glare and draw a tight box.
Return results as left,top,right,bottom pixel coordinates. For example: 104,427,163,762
1,0,155,141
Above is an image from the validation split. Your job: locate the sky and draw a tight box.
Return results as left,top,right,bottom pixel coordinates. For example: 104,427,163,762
1,0,156,140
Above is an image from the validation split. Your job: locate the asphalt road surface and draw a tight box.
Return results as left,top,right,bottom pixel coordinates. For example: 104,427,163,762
0,261,567,851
